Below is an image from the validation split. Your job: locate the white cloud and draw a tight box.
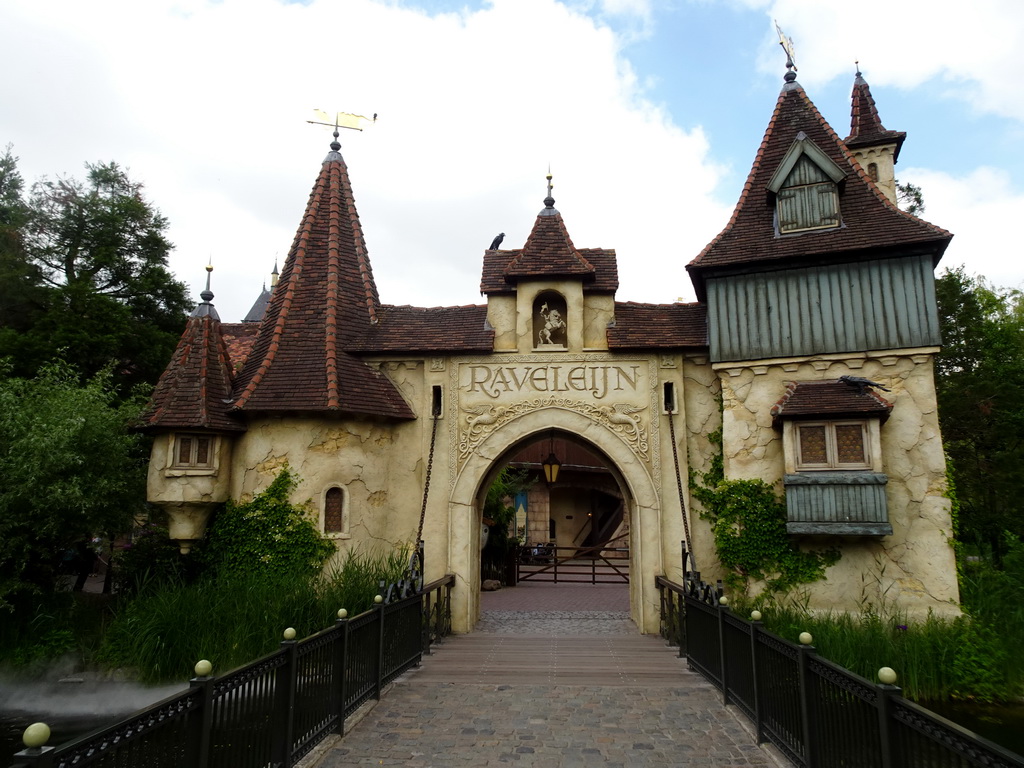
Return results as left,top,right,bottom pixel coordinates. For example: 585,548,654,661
0,0,727,322
760,0,1024,122
902,166,1024,291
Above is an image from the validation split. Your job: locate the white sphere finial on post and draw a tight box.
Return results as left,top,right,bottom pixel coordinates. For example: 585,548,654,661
23,722,51,749
195,659,213,677
878,667,898,685
798,631,813,646
283,627,297,641
338,608,348,619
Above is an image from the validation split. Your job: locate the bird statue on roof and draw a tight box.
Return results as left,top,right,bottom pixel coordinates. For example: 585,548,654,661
839,375,891,394
489,232,505,250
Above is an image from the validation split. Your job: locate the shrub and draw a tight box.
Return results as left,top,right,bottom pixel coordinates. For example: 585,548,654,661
201,466,334,579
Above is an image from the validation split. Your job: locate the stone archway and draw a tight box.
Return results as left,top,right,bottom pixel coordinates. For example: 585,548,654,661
448,407,662,634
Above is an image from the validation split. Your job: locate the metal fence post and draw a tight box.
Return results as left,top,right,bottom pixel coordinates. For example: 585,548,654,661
749,617,764,745
335,611,350,736
375,594,386,701
797,638,818,768
876,672,901,768
717,597,729,707
273,632,299,768
677,590,686,658
189,664,215,768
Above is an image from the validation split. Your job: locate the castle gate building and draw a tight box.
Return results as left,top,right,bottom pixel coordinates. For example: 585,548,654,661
142,68,961,633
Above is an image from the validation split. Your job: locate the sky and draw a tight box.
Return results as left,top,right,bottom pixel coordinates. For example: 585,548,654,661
2,0,1023,323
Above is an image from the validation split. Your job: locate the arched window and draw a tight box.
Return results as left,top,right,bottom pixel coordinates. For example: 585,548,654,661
867,162,879,182
533,292,567,348
324,487,345,534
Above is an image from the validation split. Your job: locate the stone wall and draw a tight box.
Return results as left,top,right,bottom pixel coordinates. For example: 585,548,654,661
714,347,959,616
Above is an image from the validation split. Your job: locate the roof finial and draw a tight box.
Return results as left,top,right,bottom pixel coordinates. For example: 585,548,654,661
202,258,214,303
540,167,557,216
854,61,867,85
192,258,220,319
775,21,798,85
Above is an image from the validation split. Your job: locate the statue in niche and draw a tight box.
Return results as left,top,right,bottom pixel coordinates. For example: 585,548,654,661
534,294,567,348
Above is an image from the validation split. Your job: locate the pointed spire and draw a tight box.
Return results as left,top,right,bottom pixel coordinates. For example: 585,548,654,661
271,258,279,288
231,144,412,419
687,75,950,299
846,64,901,146
503,170,595,281
141,262,242,432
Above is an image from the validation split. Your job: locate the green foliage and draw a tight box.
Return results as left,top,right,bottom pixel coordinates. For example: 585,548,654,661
896,180,925,216
935,267,1024,558
757,604,1008,703
201,467,334,580
0,360,146,610
101,547,408,682
691,430,839,595
0,150,191,393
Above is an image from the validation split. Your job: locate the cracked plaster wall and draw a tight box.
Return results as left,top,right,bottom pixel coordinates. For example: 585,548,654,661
680,354,723,583
716,350,959,617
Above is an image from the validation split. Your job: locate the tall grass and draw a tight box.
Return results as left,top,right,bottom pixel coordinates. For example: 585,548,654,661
100,547,410,683
757,605,1008,703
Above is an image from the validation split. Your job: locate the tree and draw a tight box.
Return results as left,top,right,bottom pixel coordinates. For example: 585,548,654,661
935,267,1024,558
0,360,146,610
896,180,925,216
0,154,191,392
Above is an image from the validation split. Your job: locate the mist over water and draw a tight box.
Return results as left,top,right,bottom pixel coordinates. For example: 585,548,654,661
0,671,185,762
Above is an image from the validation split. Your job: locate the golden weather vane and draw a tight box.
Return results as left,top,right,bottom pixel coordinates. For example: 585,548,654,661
307,110,377,132
774,20,797,72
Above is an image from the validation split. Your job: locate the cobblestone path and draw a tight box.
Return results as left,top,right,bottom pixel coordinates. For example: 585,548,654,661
308,583,785,767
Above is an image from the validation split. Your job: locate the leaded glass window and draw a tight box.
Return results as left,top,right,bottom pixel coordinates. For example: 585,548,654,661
796,421,869,470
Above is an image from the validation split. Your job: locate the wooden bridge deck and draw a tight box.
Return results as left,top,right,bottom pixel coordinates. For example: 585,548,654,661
414,633,690,686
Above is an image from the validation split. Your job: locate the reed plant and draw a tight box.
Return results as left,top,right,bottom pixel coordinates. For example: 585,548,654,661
756,604,1009,703
100,546,412,683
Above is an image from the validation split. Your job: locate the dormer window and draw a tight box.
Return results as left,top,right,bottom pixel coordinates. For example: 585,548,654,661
768,132,846,235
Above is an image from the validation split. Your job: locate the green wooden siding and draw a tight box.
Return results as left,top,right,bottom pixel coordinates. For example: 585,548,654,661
706,255,940,363
784,472,891,536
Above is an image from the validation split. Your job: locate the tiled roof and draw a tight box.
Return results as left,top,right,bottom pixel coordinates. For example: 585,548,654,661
771,379,893,426
482,247,617,294
503,203,595,281
844,71,905,156
242,286,272,323
231,147,414,420
140,311,245,432
349,304,493,353
607,302,708,349
221,323,259,373
481,194,618,294
687,79,951,296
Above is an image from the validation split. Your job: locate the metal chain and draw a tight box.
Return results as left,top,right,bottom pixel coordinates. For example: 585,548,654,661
417,414,439,546
668,409,696,573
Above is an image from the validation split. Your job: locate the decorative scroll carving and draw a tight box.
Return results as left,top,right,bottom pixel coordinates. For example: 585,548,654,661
458,396,649,463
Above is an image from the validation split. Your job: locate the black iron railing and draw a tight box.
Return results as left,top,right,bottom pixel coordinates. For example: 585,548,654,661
10,573,454,768
656,573,1024,768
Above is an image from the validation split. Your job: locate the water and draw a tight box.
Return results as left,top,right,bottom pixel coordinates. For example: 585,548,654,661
928,700,1024,757
0,678,185,765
